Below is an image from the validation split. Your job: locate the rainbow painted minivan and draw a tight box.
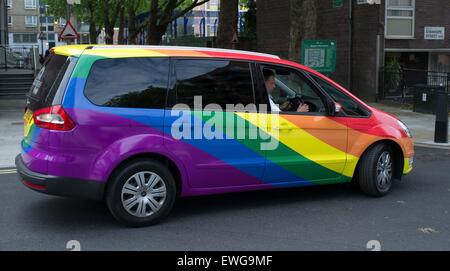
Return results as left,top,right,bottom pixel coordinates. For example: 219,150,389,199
16,45,414,226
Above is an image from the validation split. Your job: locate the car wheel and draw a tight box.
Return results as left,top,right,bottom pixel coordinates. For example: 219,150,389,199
106,159,176,227
358,143,394,197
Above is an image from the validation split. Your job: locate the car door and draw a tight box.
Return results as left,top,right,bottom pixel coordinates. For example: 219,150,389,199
164,58,265,188
253,63,349,185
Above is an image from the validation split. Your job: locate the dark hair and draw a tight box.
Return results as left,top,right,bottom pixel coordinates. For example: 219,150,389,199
263,69,275,81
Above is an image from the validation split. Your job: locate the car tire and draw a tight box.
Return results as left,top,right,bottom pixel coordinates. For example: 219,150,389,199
106,159,177,227
358,143,394,197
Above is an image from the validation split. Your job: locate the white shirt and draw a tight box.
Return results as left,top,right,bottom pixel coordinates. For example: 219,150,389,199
268,95,281,112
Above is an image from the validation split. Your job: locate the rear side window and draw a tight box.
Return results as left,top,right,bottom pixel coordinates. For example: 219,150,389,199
174,59,255,109
30,54,68,102
85,58,169,109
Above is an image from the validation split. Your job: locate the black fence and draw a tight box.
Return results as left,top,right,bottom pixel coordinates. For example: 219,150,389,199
380,68,450,113
0,45,37,71
380,68,449,101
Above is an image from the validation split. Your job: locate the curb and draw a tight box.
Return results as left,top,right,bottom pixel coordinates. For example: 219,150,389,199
0,168,17,174
414,141,450,150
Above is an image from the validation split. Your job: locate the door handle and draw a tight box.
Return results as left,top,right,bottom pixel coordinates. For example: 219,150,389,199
273,124,293,131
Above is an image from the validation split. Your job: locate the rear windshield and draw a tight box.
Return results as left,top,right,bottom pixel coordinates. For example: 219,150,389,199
28,54,69,108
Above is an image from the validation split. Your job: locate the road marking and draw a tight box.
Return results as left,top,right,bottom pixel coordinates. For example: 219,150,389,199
0,168,17,174
418,227,439,234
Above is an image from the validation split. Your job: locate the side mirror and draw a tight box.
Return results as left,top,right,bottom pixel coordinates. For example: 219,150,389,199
333,102,343,115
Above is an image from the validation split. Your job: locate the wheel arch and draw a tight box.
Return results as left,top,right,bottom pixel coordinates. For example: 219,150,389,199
353,139,405,182
103,152,184,200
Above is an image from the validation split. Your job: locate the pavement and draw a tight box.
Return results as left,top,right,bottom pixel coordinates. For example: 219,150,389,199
0,98,449,168
0,146,449,251
368,102,450,149
0,99,25,169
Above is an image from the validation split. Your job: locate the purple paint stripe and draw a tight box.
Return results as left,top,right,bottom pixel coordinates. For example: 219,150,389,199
62,108,266,187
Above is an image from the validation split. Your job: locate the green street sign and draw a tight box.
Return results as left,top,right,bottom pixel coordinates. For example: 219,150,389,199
332,0,343,8
301,40,337,73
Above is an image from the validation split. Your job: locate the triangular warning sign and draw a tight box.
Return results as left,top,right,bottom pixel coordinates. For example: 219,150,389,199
60,20,79,39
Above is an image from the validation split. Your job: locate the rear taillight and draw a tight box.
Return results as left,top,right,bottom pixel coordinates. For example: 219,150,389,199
33,105,75,131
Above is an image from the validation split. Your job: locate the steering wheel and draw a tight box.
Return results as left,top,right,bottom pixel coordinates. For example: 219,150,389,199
283,95,304,112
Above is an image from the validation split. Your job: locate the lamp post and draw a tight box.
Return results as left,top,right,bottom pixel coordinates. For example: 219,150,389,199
38,31,46,55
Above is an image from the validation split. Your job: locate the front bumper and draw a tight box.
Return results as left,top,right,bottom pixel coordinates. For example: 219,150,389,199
403,156,413,175
15,155,105,201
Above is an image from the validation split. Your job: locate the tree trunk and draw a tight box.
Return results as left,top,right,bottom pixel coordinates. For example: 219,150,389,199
88,2,100,44
118,6,125,44
89,22,99,44
127,8,137,44
216,0,239,49
147,23,167,45
288,0,317,62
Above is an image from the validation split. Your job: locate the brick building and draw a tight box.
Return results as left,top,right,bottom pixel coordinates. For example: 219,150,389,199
257,0,450,102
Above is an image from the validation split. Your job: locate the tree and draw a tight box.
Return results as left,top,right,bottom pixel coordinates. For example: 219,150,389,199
240,0,256,40
126,0,147,44
100,0,123,44
45,0,103,44
216,0,239,49
288,0,317,61
145,0,211,44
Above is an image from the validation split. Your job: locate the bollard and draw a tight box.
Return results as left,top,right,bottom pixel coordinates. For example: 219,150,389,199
434,87,449,143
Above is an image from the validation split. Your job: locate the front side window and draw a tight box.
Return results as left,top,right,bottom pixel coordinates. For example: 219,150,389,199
174,59,255,110
385,0,415,39
85,58,169,109
310,74,370,117
260,65,326,114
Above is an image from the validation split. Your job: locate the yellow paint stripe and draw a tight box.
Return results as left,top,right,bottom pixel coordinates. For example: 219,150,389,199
237,112,358,177
403,157,413,174
83,49,168,58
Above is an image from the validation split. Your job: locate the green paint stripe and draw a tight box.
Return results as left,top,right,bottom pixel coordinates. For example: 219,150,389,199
196,111,341,182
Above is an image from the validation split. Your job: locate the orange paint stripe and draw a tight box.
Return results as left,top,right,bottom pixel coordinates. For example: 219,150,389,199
281,114,349,154
149,49,211,57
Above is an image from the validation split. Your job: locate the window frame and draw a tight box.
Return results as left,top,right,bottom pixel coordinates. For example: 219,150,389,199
7,16,12,26
83,57,171,109
12,33,37,43
7,0,12,9
24,0,37,9
385,0,415,39
308,73,372,119
25,16,38,27
169,57,257,112
255,62,334,116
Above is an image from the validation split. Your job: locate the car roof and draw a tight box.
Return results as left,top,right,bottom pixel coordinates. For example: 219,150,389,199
52,44,281,61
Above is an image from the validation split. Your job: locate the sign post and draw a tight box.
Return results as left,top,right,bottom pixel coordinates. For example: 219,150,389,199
59,20,79,44
301,40,337,73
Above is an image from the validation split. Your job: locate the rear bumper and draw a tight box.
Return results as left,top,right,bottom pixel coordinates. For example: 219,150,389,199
15,155,105,200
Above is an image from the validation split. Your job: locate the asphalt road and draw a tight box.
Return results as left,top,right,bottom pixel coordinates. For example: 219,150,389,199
0,147,449,251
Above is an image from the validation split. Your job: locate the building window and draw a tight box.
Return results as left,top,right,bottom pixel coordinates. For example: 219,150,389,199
7,0,12,9
13,33,38,43
8,16,12,26
385,0,415,39
25,16,38,26
24,0,37,9
47,33,55,41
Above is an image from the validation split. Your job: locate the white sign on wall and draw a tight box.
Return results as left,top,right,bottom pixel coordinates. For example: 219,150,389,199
424,27,445,40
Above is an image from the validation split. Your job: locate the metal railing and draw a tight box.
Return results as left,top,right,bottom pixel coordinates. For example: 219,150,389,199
379,68,450,102
0,44,38,72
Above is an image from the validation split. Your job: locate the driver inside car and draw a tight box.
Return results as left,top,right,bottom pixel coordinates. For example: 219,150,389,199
264,69,309,113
